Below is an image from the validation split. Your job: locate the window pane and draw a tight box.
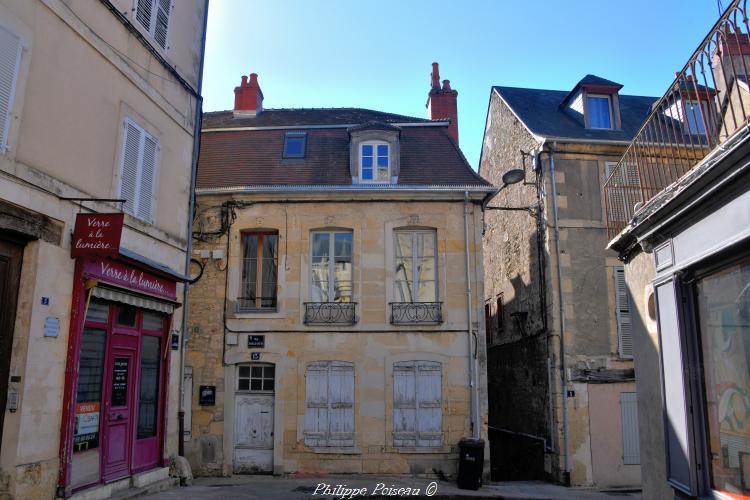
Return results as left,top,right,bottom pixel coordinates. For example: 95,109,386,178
419,232,436,257
238,379,249,391
239,366,250,378
137,336,160,439
394,280,413,302
362,145,373,156
243,234,258,259
85,299,109,324
250,379,262,391
284,134,306,157
686,101,706,135
116,304,137,326
75,328,106,452
142,311,163,331
697,258,750,496
312,233,330,257
362,156,373,168
264,366,275,378
418,280,437,302
263,379,274,391
587,96,612,129
335,233,352,258
362,167,373,180
251,366,262,378
377,167,389,181
395,233,413,257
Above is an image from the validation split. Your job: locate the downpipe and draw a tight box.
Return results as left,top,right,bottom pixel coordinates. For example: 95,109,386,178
464,192,480,438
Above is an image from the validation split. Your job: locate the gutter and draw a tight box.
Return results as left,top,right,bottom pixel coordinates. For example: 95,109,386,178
178,0,209,459
202,121,450,133
464,192,480,438
196,184,495,195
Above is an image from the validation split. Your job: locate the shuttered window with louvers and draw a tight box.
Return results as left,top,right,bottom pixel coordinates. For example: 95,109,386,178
119,119,159,222
303,361,354,447
393,361,442,447
0,25,22,152
135,0,171,50
614,266,633,358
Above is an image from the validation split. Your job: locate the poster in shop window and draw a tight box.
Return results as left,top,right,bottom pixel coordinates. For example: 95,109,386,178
73,402,100,452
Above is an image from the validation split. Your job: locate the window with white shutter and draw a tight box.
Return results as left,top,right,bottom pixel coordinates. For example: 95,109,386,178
304,361,354,447
0,24,22,152
119,119,159,222
614,266,633,358
620,392,640,465
393,361,442,447
135,0,171,50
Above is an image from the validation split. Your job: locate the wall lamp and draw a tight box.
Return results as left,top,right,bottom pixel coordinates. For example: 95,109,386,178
486,150,538,217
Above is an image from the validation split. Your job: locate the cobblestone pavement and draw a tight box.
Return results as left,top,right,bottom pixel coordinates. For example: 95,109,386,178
144,475,642,500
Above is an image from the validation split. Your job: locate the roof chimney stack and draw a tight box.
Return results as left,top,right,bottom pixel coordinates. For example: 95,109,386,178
426,62,459,144
234,72,264,117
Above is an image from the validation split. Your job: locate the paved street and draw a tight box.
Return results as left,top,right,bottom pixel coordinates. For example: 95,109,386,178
144,475,642,499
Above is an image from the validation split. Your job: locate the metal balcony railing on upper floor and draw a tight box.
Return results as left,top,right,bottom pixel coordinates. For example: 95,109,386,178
604,0,750,240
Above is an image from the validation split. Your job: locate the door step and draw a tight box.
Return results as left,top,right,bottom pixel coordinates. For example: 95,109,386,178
69,467,175,500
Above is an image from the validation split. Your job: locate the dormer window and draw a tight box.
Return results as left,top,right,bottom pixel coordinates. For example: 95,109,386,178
283,132,306,158
360,142,389,182
586,94,613,129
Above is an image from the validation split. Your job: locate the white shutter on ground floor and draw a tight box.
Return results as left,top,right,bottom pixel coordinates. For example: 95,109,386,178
304,361,353,447
393,361,442,447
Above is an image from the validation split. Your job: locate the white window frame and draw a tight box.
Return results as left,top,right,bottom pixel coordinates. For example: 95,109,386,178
614,266,633,359
119,118,160,223
309,230,353,303
586,93,614,130
359,141,390,183
393,360,443,448
303,361,354,448
683,99,708,135
237,363,275,393
134,0,172,50
0,24,23,153
393,229,438,303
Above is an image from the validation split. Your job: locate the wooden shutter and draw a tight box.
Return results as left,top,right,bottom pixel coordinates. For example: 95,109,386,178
615,267,633,358
304,361,353,447
138,134,158,222
393,361,442,447
136,0,153,31
0,25,21,152
620,392,640,465
120,120,142,215
154,0,171,49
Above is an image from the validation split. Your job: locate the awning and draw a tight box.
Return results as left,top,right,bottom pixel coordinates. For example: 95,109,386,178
91,286,180,314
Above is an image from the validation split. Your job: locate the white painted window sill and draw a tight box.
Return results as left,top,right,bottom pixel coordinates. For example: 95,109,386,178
309,447,362,455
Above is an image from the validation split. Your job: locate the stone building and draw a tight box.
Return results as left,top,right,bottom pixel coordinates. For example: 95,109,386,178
184,64,495,477
605,2,750,498
0,1,207,498
479,76,657,486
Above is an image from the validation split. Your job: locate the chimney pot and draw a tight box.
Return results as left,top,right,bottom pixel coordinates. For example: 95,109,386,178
442,79,451,91
250,73,259,86
241,75,248,86
234,72,263,117
431,62,440,89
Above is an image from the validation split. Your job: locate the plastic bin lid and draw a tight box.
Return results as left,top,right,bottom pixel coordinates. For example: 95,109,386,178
458,437,485,447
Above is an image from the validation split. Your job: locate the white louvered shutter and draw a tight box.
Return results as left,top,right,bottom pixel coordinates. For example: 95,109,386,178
416,362,442,447
0,25,21,152
328,362,354,447
393,362,417,447
138,134,158,222
304,362,329,447
620,392,640,465
120,121,142,215
154,0,171,49
615,267,633,358
136,0,153,32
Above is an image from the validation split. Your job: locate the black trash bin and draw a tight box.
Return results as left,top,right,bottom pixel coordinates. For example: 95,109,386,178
457,437,485,490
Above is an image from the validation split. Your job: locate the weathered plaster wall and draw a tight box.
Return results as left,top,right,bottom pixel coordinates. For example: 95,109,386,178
185,196,489,478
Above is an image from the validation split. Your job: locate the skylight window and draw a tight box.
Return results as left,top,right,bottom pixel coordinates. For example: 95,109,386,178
283,132,306,158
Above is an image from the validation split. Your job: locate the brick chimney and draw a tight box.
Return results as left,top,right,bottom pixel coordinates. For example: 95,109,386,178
234,73,263,117
426,62,459,144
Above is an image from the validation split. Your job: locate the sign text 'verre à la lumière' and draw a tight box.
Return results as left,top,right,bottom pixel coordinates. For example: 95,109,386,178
98,261,168,296
71,213,124,258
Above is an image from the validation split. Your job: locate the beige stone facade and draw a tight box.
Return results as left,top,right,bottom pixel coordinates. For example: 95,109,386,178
0,1,206,498
185,191,491,478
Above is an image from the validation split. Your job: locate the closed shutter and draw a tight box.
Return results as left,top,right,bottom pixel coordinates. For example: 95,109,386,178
620,392,640,465
136,0,153,32
304,361,353,447
154,0,171,49
393,361,442,447
119,119,158,221
138,135,158,222
615,267,633,358
0,25,21,152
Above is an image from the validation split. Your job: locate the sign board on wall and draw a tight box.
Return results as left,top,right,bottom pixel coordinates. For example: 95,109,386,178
73,402,100,452
81,257,177,301
71,213,124,258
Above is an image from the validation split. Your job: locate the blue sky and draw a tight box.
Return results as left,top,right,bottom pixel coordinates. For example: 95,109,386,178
201,0,721,170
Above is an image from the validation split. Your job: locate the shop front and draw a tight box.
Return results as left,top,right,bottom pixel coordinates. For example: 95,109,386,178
57,215,184,496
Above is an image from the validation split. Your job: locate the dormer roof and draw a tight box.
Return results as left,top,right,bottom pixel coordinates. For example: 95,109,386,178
559,74,624,109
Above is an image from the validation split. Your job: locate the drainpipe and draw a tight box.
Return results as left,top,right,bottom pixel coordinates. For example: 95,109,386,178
464,191,480,438
548,144,570,485
178,0,209,458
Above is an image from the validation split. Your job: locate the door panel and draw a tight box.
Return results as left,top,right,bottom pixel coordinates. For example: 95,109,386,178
0,238,23,455
102,340,136,482
234,394,273,473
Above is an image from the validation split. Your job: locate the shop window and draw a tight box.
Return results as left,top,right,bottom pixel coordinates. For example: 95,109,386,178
393,360,443,448
116,304,137,327
74,327,106,452
238,364,274,392
137,336,160,439
86,299,109,324
239,231,278,311
142,310,164,331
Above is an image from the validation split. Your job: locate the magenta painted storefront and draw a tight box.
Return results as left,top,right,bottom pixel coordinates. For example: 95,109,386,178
58,254,181,496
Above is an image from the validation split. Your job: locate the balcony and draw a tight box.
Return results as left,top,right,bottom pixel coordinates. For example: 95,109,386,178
390,302,443,325
303,302,357,325
604,0,750,240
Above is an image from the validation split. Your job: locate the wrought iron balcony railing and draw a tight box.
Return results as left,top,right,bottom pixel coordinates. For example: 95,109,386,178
390,302,443,325
604,0,750,240
303,302,357,325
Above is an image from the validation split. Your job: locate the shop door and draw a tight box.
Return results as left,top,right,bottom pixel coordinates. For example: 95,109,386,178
234,364,274,473
102,336,137,482
0,239,23,454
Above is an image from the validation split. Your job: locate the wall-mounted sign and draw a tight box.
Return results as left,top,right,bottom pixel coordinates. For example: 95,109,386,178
247,335,265,348
41,297,49,305
71,213,124,258
43,317,60,338
251,352,261,361
81,257,177,301
171,334,180,350
111,358,129,407
199,385,216,406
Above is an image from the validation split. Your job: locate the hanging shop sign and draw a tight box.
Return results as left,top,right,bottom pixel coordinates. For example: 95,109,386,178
71,213,124,258
81,257,177,301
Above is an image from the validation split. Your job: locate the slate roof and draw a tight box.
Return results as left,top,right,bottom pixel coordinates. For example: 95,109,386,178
197,108,492,190
493,85,658,142
577,74,624,89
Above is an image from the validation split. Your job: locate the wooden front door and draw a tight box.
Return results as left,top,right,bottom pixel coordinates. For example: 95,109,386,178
0,238,23,454
234,364,274,473
101,334,137,482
